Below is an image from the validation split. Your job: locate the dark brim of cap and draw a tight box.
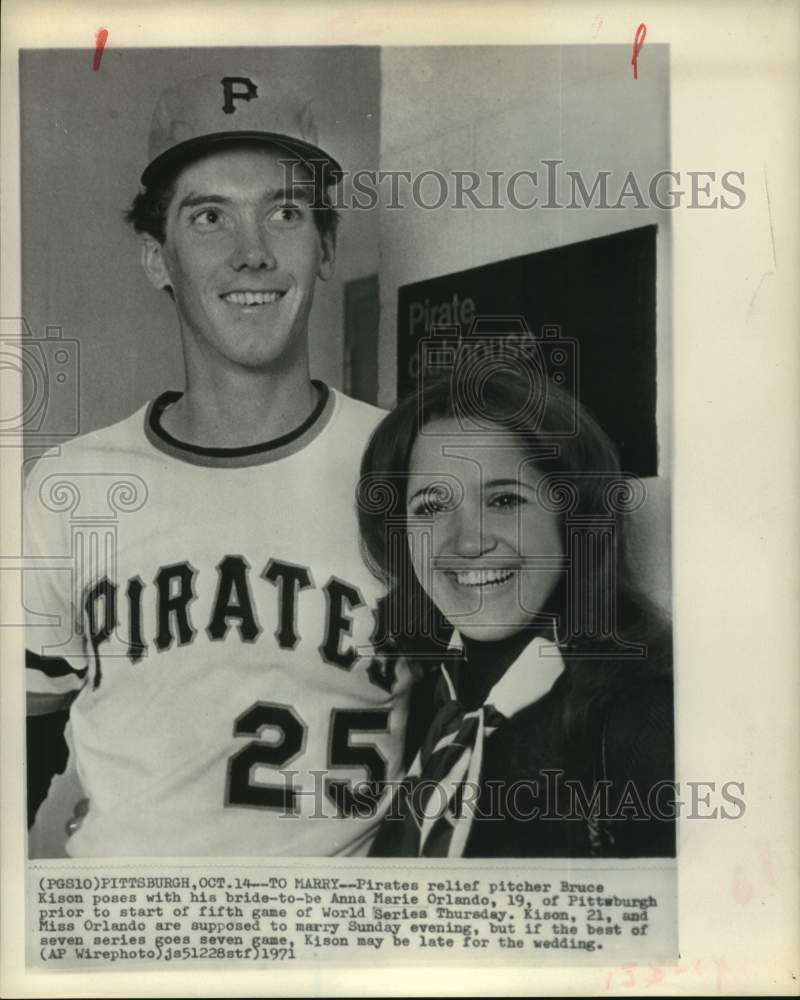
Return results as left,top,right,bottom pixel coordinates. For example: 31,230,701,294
140,131,344,188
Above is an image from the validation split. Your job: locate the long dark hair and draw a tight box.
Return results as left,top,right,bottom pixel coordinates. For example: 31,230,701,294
358,367,671,749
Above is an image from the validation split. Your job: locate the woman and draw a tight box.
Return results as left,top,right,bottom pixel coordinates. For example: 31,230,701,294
358,367,674,858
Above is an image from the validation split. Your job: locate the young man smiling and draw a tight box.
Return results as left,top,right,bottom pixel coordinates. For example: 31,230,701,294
24,72,412,857
136,146,336,446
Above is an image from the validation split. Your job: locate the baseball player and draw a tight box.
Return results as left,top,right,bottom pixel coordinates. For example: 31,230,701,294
24,72,413,856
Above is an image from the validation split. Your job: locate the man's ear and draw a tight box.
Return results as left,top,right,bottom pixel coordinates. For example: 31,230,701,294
140,235,173,292
317,229,336,282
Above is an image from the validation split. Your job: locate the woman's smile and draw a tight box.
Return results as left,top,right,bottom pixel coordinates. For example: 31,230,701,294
407,417,564,642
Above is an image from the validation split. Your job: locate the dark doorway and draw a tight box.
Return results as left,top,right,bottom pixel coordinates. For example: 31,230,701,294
344,275,379,406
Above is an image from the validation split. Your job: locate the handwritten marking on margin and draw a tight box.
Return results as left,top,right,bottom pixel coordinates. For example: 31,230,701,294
631,23,647,79
93,28,109,71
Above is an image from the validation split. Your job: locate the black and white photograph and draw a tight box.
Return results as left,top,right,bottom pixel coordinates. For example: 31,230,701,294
1,2,797,997
21,42,675,865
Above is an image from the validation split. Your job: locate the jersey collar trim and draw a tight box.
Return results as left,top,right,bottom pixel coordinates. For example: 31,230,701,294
144,380,335,468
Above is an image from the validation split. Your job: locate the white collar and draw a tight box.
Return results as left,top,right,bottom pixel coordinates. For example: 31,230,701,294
443,630,565,721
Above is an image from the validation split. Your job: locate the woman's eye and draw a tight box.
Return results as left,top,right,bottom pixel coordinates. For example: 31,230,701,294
409,488,451,516
410,499,444,516
488,492,526,511
419,501,444,515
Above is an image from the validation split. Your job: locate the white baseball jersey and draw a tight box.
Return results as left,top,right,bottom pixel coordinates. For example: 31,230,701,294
25,383,412,857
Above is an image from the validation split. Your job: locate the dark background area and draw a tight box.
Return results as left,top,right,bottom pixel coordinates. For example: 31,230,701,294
398,225,658,476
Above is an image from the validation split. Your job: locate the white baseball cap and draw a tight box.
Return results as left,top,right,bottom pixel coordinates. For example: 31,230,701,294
141,72,343,188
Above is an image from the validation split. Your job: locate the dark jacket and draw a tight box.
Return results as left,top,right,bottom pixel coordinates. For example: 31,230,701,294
372,663,675,859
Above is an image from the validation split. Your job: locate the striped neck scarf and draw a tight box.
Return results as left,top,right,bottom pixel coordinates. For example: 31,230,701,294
381,632,565,858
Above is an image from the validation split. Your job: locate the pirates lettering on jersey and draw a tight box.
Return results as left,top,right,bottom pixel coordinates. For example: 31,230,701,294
82,555,399,693
263,558,313,649
208,555,260,642
84,578,116,690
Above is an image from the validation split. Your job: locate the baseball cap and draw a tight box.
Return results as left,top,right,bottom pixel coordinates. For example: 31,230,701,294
141,72,343,188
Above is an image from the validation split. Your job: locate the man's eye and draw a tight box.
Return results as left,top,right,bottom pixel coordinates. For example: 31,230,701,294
488,492,526,511
267,204,304,228
190,208,224,230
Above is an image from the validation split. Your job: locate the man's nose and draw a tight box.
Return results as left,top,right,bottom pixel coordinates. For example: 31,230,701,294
231,219,276,270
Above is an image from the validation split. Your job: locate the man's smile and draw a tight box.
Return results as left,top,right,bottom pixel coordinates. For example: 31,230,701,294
220,289,287,306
